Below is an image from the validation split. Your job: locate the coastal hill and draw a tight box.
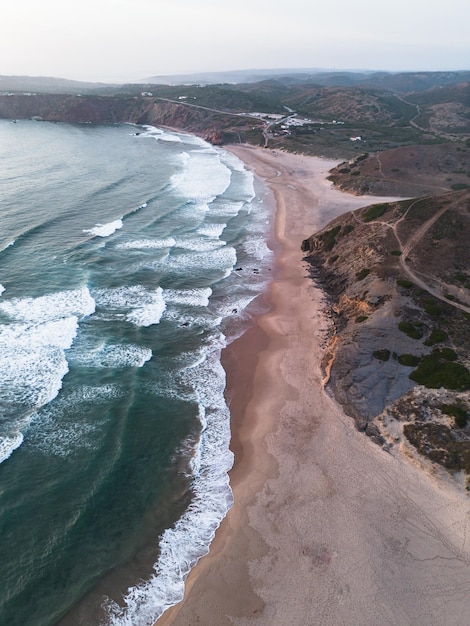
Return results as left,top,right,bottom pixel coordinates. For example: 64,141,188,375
302,190,470,481
2,71,470,157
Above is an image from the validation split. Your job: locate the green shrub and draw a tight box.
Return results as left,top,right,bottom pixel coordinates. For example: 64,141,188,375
410,355,470,390
424,303,442,317
328,254,339,264
391,250,402,256
356,315,368,323
423,329,448,346
319,225,341,251
433,347,457,361
341,224,354,237
398,321,424,340
363,204,387,222
398,354,422,367
373,349,391,361
451,183,470,190
441,404,468,428
397,279,413,289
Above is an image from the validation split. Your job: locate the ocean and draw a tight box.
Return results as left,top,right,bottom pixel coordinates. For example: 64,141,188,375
0,120,273,625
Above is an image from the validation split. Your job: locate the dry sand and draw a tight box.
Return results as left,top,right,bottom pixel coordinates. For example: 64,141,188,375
157,146,470,626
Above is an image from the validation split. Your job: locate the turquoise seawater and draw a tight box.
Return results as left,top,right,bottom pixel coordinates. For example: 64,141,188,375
0,120,272,625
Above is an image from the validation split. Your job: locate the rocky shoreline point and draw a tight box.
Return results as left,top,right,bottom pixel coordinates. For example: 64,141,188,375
302,189,470,486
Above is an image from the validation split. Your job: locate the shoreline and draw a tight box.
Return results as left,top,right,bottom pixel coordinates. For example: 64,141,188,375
157,146,470,625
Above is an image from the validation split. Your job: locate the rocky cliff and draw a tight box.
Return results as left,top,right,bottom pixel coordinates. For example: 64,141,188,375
0,94,264,144
303,190,470,482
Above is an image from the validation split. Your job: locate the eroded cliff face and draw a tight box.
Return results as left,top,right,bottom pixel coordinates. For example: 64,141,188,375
0,94,263,144
303,192,470,482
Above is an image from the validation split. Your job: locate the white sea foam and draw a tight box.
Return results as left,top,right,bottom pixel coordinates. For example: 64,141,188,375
140,126,183,143
116,238,176,250
0,284,4,296
105,336,233,626
83,219,123,238
207,199,245,218
0,286,95,323
173,237,225,253
0,433,24,464
69,343,152,369
219,151,256,200
0,288,96,462
196,223,226,238
0,240,15,255
170,149,231,202
164,246,237,274
158,133,183,143
93,285,166,327
242,235,273,262
163,287,212,308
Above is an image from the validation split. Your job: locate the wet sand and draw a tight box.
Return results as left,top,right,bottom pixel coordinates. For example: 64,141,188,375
157,146,470,626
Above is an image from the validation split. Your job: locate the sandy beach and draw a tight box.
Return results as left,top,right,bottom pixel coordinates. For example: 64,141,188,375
157,146,470,626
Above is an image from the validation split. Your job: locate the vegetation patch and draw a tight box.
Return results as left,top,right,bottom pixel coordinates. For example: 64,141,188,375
433,347,457,361
373,349,391,361
398,354,422,367
423,328,448,346
318,225,342,251
441,404,469,428
423,298,442,317
340,224,355,237
391,250,402,256
409,353,470,390
363,204,387,222
398,321,424,340
404,423,470,473
397,279,413,289
355,315,368,323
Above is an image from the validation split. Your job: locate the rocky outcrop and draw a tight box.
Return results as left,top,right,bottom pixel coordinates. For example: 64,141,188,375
303,191,470,480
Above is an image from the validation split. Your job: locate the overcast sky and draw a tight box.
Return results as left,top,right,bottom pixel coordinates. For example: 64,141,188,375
2,0,469,82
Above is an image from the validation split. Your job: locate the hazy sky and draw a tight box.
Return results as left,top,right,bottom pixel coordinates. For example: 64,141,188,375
2,0,469,82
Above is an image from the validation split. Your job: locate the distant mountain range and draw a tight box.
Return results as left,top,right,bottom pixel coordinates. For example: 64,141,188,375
2,69,470,95
142,69,470,92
